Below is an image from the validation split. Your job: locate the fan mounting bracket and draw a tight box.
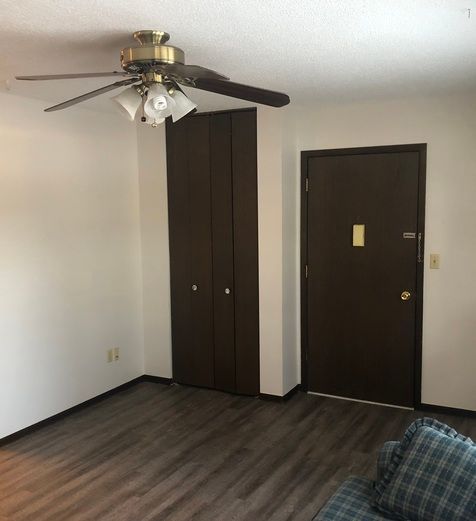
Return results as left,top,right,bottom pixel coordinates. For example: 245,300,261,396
133,30,170,45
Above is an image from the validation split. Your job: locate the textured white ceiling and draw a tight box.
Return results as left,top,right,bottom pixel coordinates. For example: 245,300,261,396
2,0,476,113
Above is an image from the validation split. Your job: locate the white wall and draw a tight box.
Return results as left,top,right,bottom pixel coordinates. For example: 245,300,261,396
257,107,300,396
136,123,173,378
282,93,476,411
257,108,285,395
281,110,300,394
0,93,144,438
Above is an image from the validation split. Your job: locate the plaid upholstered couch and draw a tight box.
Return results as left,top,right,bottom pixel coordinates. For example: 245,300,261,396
313,418,475,521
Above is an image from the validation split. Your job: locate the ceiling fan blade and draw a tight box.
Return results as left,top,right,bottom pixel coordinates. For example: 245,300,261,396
158,63,229,81
16,71,130,81
191,78,290,107
44,78,140,112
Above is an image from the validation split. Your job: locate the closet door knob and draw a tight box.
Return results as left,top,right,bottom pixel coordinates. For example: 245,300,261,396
191,284,198,292
224,288,231,295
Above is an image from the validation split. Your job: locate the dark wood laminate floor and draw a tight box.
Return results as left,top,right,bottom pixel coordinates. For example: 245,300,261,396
1,383,475,521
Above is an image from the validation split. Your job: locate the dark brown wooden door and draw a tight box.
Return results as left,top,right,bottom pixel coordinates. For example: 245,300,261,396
210,113,236,392
167,115,215,388
166,109,259,395
304,146,426,407
231,111,260,395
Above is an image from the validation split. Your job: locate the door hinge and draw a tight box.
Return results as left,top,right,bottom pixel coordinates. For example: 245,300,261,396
305,264,308,278
305,178,309,192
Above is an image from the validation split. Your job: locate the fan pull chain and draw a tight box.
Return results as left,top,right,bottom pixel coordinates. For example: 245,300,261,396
140,91,147,123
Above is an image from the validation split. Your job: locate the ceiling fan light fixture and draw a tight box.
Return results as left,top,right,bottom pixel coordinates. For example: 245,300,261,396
144,84,175,122
111,86,142,121
171,90,197,122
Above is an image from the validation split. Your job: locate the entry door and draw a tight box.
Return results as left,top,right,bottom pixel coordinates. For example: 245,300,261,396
303,145,426,407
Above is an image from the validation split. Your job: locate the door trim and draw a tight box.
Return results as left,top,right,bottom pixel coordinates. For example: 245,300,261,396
300,144,427,407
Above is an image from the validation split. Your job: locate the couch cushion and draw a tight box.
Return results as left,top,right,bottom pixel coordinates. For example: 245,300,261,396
373,418,476,521
314,476,387,520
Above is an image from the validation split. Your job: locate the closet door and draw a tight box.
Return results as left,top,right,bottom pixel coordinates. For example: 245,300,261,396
166,115,215,388
210,114,236,392
231,111,259,395
167,109,260,396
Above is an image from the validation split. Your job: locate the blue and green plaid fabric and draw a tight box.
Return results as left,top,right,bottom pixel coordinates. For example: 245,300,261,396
314,476,385,521
377,441,399,483
373,418,476,521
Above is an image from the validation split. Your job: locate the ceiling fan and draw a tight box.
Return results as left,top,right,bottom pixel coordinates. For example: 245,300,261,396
16,30,290,126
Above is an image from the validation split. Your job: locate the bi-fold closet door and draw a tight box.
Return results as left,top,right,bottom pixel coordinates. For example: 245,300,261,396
166,109,259,396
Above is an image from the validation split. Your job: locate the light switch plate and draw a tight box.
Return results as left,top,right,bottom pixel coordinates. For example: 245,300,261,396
430,253,440,269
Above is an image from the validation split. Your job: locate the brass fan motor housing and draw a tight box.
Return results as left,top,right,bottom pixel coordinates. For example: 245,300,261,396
121,30,185,74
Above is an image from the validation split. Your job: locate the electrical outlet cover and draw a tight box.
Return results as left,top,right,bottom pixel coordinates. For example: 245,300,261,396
430,253,440,269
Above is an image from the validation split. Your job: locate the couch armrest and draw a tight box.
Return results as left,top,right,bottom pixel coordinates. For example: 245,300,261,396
377,441,399,482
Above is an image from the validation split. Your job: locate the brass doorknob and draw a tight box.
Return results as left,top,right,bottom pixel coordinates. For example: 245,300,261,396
401,291,411,301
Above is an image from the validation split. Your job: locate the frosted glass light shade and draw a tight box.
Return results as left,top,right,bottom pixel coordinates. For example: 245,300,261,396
112,87,142,121
171,90,197,122
144,84,176,121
